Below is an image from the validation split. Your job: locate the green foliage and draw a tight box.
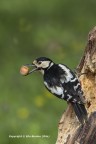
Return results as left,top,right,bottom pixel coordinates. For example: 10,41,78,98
0,0,96,143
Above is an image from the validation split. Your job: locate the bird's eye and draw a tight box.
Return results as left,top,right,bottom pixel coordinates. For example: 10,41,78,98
38,61,42,65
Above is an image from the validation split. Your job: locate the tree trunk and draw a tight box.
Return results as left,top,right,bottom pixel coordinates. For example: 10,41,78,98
56,26,96,144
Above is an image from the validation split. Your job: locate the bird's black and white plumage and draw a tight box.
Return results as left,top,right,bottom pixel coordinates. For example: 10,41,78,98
25,57,88,124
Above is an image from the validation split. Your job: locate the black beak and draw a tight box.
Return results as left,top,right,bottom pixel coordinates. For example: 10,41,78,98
25,64,38,75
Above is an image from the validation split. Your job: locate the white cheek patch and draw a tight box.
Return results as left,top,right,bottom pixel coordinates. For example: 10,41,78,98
35,61,50,69
41,61,50,68
44,82,63,96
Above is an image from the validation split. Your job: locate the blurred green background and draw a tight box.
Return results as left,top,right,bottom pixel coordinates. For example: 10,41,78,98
0,0,96,144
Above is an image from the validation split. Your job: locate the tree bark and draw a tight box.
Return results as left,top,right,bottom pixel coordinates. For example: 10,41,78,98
56,26,96,144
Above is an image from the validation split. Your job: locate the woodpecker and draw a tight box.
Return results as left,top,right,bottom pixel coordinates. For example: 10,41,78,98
24,57,88,124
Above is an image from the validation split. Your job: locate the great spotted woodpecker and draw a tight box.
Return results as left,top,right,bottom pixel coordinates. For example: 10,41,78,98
23,57,88,124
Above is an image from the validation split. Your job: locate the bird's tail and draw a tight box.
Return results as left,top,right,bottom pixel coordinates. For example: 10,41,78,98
72,102,88,124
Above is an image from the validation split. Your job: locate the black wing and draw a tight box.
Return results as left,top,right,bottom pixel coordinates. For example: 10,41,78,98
59,64,88,123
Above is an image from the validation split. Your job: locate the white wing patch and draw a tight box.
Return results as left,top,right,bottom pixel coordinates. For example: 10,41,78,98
67,94,72,101
59,64,73,82
60,77,65,83
74,83,80,91
44,82,64,96
70,77,77,82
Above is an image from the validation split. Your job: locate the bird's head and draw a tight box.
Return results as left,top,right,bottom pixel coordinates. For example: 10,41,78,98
22,57,54,75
